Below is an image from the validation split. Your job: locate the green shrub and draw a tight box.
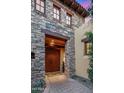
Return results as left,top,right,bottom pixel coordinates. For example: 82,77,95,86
85,32,93,83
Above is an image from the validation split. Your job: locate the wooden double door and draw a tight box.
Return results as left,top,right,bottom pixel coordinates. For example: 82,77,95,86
45,47,60,72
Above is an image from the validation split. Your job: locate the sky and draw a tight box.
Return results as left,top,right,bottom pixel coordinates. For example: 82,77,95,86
76,0,92,10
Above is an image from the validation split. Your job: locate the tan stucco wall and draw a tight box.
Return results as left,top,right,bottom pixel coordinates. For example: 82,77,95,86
75,17,93,79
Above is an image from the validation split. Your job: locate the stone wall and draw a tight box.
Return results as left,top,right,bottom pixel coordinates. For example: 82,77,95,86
31,0,85,92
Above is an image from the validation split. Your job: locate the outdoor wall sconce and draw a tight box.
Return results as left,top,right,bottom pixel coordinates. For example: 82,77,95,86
31,52,35,59
50,40,55,46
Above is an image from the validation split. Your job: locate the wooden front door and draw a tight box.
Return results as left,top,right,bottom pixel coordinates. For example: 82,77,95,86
45,47,60,72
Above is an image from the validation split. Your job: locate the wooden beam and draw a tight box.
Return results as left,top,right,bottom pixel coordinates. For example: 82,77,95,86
81,10,85,16
54,0,89,17
53,0,74,15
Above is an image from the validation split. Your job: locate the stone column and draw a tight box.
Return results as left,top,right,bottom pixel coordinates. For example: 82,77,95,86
64,33,75,78
69,36,76,77
31,23,46,93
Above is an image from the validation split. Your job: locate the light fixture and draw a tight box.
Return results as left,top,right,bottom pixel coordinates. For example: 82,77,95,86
50,40,55,46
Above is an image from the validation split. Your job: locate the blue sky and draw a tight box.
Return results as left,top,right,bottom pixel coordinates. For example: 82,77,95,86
76,0,91,9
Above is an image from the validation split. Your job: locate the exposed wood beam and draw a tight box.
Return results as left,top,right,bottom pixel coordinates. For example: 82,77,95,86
81,10,85,16
54,0,89,17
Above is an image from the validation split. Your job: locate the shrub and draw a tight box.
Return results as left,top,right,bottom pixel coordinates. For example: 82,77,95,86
86,32,93,83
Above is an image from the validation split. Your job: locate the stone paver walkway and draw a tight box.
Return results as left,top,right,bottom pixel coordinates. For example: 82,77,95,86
44,74,92,93
72,75,93,89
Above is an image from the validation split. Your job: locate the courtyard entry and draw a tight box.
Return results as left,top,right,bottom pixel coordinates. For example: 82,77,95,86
45,34,66,73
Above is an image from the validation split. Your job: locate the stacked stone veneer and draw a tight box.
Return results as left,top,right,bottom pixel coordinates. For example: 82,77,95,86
31,0,85,92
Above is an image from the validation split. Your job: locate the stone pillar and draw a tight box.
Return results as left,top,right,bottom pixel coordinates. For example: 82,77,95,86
69,36,76,77
31,23,46,93
65,33,75,77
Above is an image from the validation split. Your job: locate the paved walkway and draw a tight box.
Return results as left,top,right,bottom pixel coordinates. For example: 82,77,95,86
44,74,92,93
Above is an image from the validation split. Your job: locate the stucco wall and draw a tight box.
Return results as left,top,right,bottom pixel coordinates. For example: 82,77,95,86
75,17,93,79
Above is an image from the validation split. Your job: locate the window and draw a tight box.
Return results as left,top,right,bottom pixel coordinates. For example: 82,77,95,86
36,0,45,13
66,13,72,26
84,42,92,55
53,5,60,21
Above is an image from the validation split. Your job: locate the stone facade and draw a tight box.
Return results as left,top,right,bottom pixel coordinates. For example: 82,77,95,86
31,0,85,93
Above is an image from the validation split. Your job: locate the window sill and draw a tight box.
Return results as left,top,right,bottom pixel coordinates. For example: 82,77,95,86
35,10,46,17
65,24,72,29
53,18,61,24
83,55,89,58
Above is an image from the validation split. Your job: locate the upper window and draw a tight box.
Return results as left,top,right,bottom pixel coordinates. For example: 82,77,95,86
66,13,72,26
36,0,45,13
53,5,60,21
